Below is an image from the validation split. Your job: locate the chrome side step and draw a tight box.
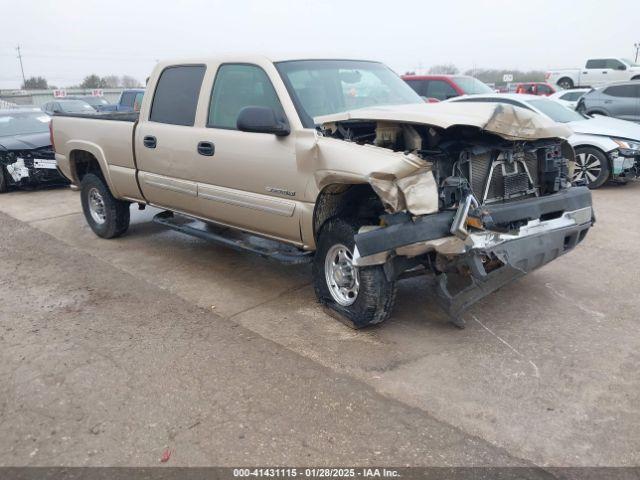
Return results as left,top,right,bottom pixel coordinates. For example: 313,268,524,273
152,211,313,265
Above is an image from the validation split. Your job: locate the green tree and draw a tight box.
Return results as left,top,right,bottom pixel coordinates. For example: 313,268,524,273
22,76,48,89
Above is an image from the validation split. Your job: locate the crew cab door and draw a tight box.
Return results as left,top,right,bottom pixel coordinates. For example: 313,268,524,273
135,64,207,216
191,63,302,242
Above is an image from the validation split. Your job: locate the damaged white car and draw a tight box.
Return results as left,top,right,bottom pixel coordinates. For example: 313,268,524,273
52,57,594,329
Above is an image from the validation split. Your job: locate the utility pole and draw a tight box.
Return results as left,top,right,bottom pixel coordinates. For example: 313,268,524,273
16,45,26,89
635,42,640,63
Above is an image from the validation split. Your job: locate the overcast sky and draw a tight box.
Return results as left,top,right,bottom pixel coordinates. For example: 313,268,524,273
1,0,638,89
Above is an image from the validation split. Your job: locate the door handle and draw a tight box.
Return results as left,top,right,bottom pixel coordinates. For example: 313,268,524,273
602,71,608,74
143,136,157,148
197,141,215,156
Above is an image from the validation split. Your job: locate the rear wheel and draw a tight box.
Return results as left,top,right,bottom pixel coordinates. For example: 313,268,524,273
80,173,130,238
313,218,397,328
0,166,8,193
573,147,610,189
558,77,574,90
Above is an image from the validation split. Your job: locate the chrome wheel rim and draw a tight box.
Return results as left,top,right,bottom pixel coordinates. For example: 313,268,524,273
88,187,107,225
573,152,602,184
325,243,360,306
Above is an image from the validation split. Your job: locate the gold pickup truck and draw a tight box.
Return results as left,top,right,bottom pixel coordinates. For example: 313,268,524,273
52,56,594,328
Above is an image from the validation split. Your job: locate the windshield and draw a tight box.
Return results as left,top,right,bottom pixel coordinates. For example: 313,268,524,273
453,76,493,95
275,60,424,127
0,111,51,137
622,58,640,67
528,98,585,123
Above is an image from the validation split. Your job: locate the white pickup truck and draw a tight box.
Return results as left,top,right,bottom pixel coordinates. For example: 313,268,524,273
546,58,640,90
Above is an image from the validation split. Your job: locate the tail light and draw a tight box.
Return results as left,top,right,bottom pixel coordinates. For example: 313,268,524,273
49,119,55,151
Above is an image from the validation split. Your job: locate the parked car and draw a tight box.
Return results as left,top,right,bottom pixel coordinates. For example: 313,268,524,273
98,89,144,112
546,58,640,90
513,82,556,96
576,81,640,122
449,94,640,188
402,74,493,100
65,95,111,111
548,88,590,109
42,99,96,115
52,56,593,329
0,108,68,193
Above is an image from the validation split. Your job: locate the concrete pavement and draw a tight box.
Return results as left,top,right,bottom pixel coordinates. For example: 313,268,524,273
0,182,639,467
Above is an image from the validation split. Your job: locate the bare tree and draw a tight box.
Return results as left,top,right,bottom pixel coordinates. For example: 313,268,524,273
102,75,121,88
427,63,459,75
121,75,142,88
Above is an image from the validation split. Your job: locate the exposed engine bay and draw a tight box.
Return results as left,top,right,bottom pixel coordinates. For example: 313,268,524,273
322,119,573,217
318,115,589,328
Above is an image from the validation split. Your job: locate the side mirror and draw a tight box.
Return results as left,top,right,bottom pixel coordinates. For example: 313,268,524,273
617,64,627,71
237,106,290,136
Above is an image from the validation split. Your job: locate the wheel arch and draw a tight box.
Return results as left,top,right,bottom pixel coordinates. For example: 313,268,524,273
311,183,384,245
67,145,119,196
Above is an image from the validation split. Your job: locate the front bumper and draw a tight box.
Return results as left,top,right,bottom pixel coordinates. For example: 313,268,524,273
436,206,592,318
354,187,594,322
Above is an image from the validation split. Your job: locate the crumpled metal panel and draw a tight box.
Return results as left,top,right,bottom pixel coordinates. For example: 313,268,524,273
368,166,439,215
316,102,572,141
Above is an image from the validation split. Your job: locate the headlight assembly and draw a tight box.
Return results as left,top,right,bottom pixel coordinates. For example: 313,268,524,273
613,138,640,153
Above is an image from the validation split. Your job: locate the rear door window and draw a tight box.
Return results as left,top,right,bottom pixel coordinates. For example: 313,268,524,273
604,85,639,98
404,79,427,97
208,64,285,129
150,65,206,126
586,59,606,69
425,80,458,100
120,91,135,108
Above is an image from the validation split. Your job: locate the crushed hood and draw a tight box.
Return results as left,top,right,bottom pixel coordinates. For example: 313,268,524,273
316,102,572,141
0,132,51,152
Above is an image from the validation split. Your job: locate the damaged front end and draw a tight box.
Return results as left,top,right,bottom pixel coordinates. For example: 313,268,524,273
0,147,67,190
317,103,594,327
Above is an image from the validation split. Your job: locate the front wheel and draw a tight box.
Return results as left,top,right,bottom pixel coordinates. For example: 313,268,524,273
573,147,610,189
313,218,397,329
80,173,130,238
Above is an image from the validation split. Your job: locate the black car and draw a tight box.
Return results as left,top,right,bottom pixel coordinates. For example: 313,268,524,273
65,95,111,111
0,108,69,193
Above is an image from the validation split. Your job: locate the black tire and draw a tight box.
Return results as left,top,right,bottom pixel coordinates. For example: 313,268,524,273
573,147,610,189
80,173,130,238
313,218,397,329
557,77,574,90
0,166,8,193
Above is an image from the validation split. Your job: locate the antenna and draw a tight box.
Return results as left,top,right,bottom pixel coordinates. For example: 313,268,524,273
16,45,27,88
